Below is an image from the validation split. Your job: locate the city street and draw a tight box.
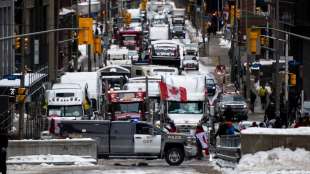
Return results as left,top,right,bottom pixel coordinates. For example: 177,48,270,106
8,159,221,174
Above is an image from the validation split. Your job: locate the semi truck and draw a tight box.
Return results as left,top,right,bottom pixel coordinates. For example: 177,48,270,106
60,72,102,116
160,75,207,134
54,120,197,165
107,45,131,66
149,40,184,71
117,27,143,51
45,83,91,120
106,90,147,121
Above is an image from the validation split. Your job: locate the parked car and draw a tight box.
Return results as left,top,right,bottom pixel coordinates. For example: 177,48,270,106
216,94,248,121
182,55,199,70
206,78,216,96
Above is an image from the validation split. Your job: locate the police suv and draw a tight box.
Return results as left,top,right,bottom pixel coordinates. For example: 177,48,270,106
55,120,197,165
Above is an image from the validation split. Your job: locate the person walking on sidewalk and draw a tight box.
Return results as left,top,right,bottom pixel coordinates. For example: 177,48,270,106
258,84,268,110
250,89,257,113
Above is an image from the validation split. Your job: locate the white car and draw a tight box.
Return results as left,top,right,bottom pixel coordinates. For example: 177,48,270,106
182,55,199,70
128,50,139,63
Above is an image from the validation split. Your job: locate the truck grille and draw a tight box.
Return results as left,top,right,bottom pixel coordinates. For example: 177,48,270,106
177,125,195,135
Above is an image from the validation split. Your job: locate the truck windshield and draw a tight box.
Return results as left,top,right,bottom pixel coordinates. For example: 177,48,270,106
114,102,140,113
48,105,83,117
123,35,136,41
168,101,203,114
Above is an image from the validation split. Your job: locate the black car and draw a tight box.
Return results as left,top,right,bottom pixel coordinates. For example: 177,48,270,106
171,25,186,39
216,94,248,121
206,79,216,96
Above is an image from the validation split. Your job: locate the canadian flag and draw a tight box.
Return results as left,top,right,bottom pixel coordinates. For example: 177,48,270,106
159,81,187,101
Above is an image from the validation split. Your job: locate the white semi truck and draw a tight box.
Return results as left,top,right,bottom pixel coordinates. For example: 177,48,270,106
107,45,131,66
60,72,103,116
160,75,207,134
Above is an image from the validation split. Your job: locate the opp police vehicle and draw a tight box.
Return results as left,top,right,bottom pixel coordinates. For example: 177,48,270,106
53,120,197,166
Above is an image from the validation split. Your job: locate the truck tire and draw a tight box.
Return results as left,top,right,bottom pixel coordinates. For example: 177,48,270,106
165,147,184,166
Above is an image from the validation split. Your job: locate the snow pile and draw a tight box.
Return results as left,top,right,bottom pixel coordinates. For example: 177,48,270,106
241,127,310,135
219,38,231,48
7,155,96,165
223,148,310,174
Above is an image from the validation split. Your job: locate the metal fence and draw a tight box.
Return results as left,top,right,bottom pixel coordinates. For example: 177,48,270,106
215,134,241,162
219,135,241,147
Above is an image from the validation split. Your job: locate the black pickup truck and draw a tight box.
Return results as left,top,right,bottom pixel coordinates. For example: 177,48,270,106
56,120,197,165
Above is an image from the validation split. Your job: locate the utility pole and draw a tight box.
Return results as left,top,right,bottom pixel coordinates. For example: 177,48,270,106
74,0,79,71
274,0,280,117
88,0,92,72
48,0,56,82
18,1,26,139
245,0,251,102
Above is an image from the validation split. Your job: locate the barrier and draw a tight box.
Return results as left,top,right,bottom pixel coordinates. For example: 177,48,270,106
7,138,97,159
240,127,310,155
215,135,241,162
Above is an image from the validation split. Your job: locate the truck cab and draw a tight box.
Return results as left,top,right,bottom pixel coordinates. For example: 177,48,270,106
46,83,90,120
107,90,147,121
56,120,197,165
107,45,131,66
182,44,199,70
149,40,184,71
117,28,143,51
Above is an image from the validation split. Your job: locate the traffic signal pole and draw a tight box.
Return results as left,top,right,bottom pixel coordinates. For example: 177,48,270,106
88,0,92,72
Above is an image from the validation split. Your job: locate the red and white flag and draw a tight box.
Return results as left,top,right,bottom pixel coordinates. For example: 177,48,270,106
159,81,187,101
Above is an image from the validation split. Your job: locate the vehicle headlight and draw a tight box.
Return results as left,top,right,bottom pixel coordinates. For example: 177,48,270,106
212,86,216,89
243,105,247,108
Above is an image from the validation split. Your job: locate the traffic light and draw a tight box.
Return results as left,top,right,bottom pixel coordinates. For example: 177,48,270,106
236,8,241,19
78,17,94,45
289,73,296,86
24,37,29,49
15,37,21,49
123,11,132,26
247,28,261,55
260,36,265,46
94,37,102,54
140,0,147,11
16,87,27,103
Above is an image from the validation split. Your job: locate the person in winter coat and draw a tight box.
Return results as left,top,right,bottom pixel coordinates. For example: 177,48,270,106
250,89,257,113
0,133,8,174
195,125,209,160
258,84,268,109
225,120,240,135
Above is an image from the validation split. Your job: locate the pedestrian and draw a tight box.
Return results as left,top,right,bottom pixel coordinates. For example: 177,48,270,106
264,102,276,123
223,105,233,121
0,132,8,174
250,122,258,127
258,84,268,110
195,125,209,160
250,89,257,113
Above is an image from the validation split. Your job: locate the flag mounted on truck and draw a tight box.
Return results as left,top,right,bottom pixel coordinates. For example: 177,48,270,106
159,81,187,102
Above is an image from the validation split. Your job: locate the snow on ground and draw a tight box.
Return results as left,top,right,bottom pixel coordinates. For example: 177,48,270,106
7,155,96,165
241,127,310,135
217,147,310,174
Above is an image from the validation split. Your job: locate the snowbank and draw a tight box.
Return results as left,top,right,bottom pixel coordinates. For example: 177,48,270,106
241,127,310,135
223,147,310,174
7,155,96,165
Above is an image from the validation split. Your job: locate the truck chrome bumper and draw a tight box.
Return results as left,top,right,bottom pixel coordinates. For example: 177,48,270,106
185,145,197,158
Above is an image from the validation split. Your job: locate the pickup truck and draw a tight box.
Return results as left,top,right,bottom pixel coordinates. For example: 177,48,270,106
56,120,197,165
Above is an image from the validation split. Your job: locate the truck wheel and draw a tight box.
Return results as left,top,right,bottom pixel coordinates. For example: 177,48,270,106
165,147,184,166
